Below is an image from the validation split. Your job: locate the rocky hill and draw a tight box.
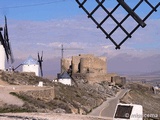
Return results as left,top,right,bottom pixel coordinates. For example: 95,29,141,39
0,70,159,120
0,70,119,115
120,82,160,120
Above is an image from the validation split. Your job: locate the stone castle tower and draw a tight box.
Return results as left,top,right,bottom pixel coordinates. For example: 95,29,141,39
61,54,107,75
61,54,126,85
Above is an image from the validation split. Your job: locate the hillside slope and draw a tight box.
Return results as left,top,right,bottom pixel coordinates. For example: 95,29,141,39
0,70,119,114
120,82,160,120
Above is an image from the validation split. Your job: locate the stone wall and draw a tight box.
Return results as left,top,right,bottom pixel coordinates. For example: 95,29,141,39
86,73,117,83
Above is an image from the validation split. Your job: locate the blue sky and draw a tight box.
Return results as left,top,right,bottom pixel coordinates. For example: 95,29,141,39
0,0,160,77
0,0,82,20
1,0,159,20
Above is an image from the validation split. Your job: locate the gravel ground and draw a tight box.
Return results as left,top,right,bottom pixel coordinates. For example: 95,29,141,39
0,113,112,120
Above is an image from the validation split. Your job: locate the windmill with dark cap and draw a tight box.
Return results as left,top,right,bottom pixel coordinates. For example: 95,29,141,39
0,16,14,71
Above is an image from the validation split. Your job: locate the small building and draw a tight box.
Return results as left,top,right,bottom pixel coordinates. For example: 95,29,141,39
22,56,39,76
58,71,72,85
0,45,5,71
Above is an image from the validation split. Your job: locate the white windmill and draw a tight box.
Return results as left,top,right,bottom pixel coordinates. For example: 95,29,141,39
22,56,39,76
0,16,14,71
22,55,39,76
22,51,43,77
0,41,5,70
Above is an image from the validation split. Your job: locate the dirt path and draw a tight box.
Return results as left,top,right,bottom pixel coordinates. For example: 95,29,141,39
0,78,55,107
0,90,24,106
0,79,24,106
0,79,50,107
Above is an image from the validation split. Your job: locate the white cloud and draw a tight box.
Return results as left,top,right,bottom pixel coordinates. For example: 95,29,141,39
1,1,159,76
48,42,62,48
4,10,159,61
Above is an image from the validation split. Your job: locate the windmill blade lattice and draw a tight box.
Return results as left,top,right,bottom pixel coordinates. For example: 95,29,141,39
38,51,43,77
0,16,14,63
75,0,160,49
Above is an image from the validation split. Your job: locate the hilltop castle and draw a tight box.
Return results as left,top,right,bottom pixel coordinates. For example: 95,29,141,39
62,54,107,75
61,54,125,84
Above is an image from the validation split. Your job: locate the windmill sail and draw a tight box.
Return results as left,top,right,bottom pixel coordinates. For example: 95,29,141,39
0,30,4,46
4,16,14,63
0,25,9,61
38,51,43,77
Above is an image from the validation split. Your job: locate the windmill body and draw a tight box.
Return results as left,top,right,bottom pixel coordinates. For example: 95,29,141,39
0,45,5,70
22,56,39,76
0,16,14,71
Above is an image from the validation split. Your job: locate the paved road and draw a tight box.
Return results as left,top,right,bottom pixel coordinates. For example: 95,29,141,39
89,89,128,118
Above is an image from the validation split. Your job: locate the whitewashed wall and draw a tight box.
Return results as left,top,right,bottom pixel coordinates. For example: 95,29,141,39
59,78,71,85
0,45,5,70
22,64,39,76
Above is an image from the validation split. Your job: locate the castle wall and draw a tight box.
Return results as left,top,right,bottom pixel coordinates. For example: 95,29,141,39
71,54,94,73
80,56,107,74
61,58,72,72
61,54,126,85
86,73,117,83
72,56,81,73
62,54,107,78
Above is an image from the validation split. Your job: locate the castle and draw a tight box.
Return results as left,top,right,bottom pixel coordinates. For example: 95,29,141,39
61,54,125,85
62,54,107,74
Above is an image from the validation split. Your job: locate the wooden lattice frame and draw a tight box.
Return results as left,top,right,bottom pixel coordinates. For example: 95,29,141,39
76,0,160,49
